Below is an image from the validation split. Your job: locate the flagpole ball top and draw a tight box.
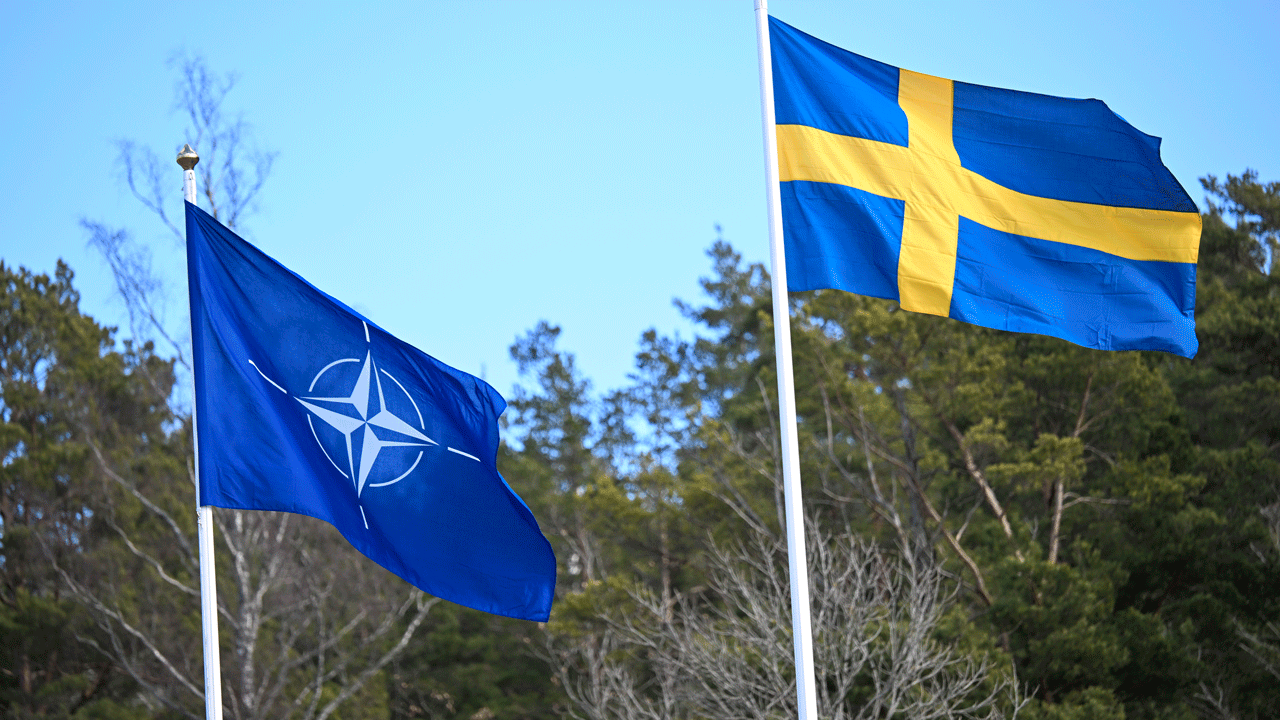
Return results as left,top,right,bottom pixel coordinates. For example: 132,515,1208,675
177,144,199,171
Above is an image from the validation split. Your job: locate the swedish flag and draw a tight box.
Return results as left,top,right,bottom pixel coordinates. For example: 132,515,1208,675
770,17,1201,357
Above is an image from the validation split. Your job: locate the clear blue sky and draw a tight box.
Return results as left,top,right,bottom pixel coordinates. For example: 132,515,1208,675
3,1,1277,399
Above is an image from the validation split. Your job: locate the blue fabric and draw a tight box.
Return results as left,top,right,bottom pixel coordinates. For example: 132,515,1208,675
782,181,903,301
950,218,1198,356
952,82,1197,212
768,15,1201,357
770,16,906,147
186,203,555,621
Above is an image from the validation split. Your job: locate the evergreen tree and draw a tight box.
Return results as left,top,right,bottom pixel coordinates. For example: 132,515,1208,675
1,260,173,719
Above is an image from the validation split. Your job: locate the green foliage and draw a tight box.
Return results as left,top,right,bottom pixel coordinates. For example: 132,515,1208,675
388,605,563,720
1021,688,1129,720
1,261,171,718
527,173,1280,719
10,171,1280,719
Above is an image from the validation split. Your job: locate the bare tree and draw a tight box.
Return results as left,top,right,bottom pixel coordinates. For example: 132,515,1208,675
84,53,275,374
548,519,1023,720
67,56,434,720
55,458,435,720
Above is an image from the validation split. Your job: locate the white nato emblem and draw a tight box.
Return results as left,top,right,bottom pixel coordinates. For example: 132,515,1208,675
297,349,435,497
247,321,480,529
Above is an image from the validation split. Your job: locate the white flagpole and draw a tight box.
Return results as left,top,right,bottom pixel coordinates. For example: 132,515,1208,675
753,3,819,719
178,144,224,720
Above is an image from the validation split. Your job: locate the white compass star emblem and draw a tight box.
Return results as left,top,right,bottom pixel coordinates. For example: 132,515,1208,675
244,321,485,530
296,350,437,496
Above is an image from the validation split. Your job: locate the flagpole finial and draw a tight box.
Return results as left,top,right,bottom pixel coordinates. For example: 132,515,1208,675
177,144,200,170
178,145,199,204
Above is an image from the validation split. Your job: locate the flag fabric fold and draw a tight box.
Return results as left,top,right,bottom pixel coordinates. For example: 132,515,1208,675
769,16,1202,357
186,203,555,621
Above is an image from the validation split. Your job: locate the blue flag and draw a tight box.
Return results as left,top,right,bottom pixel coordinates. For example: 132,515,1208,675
769,17,1202,357
186,203,555,621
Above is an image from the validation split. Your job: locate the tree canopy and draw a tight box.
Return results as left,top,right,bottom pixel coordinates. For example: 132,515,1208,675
3,56,1277,718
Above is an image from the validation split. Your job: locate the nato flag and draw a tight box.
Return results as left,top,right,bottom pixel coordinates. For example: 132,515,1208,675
186,202,555,621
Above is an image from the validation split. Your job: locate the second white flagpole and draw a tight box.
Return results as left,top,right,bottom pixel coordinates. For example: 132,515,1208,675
179,144,224,720
753,2,819,719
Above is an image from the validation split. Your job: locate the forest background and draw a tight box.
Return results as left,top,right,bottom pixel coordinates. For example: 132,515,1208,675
4,3,1280,720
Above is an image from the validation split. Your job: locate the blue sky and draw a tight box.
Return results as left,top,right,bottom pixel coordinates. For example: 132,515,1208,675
2,0,1277,399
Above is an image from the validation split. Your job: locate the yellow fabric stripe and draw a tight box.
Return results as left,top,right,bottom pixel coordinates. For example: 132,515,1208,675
898,70,960,165
895,71,960,315
776,123,1202,265
898,202,960,315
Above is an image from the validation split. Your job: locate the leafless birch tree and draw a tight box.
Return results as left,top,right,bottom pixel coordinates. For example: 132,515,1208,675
548,520,1022,720
63,55,435,720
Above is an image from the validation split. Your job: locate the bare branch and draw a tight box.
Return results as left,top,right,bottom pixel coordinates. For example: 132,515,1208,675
85,438,196,568
1060,493,1131,511
939,416,1026,564
314,594,439,720
1238,621,1280,682
53,562,206,707
103,515,200,600
81,220,190,372
548,519,1022,720
116,140,183,241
